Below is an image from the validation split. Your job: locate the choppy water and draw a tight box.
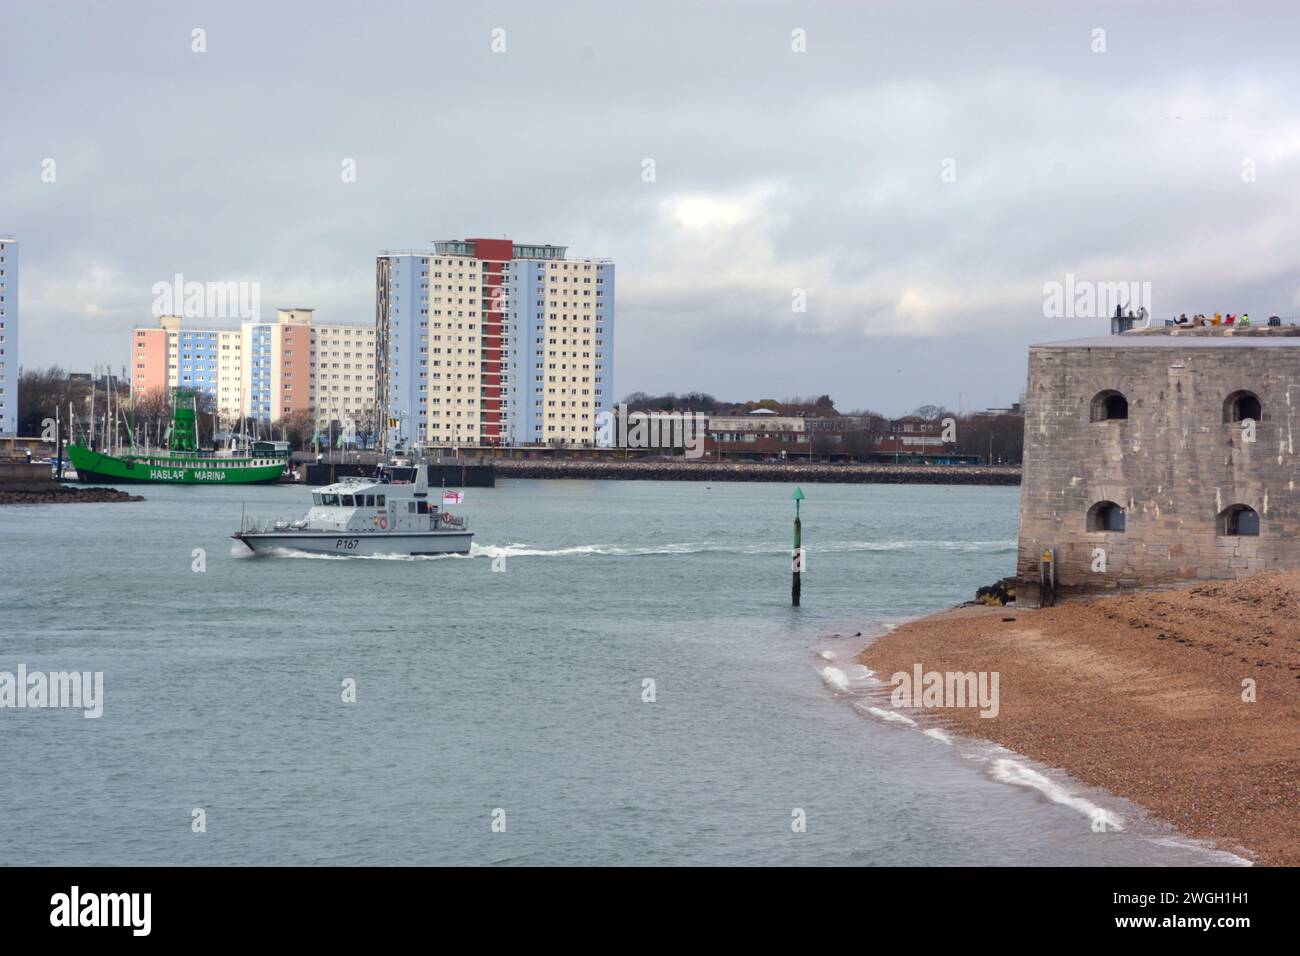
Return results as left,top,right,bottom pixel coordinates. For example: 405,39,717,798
0,479,1245,865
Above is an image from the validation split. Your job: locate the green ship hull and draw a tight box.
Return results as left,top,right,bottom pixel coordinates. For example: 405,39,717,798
66,445,286,485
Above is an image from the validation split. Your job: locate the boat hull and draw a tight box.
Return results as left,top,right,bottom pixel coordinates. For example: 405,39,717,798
66,445,286,485
233,530,473,557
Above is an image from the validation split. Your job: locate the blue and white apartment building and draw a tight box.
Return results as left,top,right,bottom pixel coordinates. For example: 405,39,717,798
0,237,17,436
376,237,614,451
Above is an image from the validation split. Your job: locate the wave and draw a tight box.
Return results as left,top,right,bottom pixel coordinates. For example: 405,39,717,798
818,667,850,692
923,728,954,745
990,758,1124,830
854,703,918,726
1147,836,1252,866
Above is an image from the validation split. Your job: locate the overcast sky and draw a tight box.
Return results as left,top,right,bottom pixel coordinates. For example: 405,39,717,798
4,0,1300,415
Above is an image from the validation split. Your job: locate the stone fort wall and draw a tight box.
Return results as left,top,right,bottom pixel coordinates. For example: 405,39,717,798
1017,340,1300,605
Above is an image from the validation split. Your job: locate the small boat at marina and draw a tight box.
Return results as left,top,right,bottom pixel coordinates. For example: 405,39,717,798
232,461,472,557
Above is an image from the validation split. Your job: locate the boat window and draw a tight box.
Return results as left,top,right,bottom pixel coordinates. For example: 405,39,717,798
365,495,374,507
408,502,416,513
341,495,354,506
376,495,385,506
313,493,323,505
323,494,339,506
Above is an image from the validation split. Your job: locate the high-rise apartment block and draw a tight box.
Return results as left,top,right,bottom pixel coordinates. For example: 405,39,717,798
0,237,17,435
130,309,377,434
377,238,614,450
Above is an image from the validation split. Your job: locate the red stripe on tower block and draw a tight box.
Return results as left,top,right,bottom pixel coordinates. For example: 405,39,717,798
471,238,513,445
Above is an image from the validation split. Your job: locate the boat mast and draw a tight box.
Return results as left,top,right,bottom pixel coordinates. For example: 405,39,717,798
129,383,136,454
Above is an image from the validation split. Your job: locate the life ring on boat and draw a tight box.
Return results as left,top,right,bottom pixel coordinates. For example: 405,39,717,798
379,517,388,530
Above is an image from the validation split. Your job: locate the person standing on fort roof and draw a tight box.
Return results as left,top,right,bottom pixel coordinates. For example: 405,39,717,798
1213,312,1223,325
1240,313,1251,327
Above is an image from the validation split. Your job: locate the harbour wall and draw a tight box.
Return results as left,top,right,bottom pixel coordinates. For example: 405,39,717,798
493,459,1021,484
301,462,497,488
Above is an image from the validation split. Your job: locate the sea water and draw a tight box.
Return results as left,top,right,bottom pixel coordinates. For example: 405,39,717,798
0,479,1245,865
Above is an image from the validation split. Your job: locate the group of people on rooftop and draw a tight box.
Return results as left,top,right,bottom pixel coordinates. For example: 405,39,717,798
1173,312,1251,327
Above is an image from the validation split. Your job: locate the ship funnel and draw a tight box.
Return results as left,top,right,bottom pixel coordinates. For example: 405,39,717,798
413,461,429,497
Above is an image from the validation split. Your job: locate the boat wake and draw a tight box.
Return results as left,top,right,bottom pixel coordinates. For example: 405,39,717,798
229,537,1015,563
237,545,465,561
467,539,1016,560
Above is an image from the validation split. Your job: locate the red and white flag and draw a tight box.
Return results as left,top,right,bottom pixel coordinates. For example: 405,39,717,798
442,490,464,505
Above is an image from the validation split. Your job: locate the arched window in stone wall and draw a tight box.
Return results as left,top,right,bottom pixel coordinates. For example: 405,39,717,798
1223,390,1262,423
1087,500,1126,532
1217,504,1260,536
1090,390,1128,422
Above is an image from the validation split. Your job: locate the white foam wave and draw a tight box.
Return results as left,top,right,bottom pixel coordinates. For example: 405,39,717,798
818,667,850,692
990,758,1124,830
923,728,953,745
1147,837,1253,866
855,703,918,726
816,650,836,661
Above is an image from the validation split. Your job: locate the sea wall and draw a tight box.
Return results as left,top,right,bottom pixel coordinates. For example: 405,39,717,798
494,459,1021,485
0,462,53,485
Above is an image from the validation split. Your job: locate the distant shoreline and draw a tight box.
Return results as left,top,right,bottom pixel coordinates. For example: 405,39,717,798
493,459,1021,485
855,579,1300,866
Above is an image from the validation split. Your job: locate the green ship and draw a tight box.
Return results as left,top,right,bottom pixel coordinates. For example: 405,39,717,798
66,394,288,485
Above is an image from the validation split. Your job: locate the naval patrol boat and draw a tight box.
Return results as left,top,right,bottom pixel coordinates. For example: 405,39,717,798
233,462,472,557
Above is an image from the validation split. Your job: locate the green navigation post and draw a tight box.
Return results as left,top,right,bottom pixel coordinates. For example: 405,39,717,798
792,486,805,607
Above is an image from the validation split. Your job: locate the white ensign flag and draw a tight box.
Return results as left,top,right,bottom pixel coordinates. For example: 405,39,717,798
442,490,465,505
